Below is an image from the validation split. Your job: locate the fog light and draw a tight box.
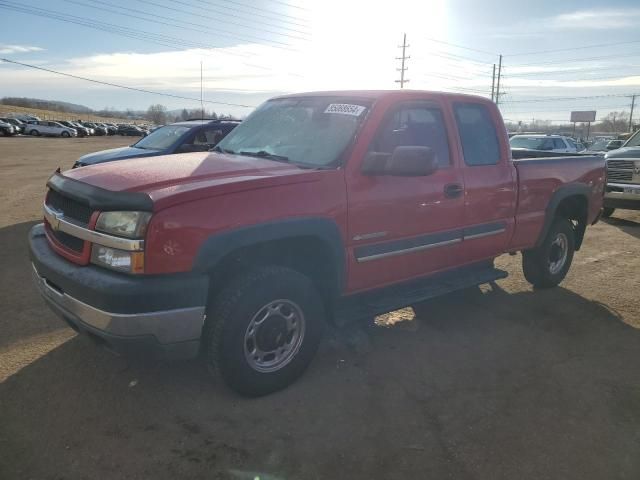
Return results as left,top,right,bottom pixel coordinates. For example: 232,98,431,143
91,245,144,274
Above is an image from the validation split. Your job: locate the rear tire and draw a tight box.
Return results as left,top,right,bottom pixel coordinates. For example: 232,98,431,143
522,217,575,288
61,131,70,138
203,266,325,396
602,207,615,218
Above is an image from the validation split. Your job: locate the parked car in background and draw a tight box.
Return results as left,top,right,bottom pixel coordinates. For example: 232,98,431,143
32,90,604,395
95,122,117,135
602,129,640,217
510,134,580,153
82,122,107,136
0,117,25,134
117,124,146,136
0,120,16,136
58,120,90,137
606,139,624,151
583,138,612,153
24,120,77,137
11,114,40,122
74,119,240,167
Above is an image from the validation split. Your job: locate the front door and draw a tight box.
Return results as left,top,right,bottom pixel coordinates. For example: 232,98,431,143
346,100,466,293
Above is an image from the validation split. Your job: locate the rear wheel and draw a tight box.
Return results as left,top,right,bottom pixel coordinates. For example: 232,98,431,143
602,207,615,218
61,131,70,138
522,217,575,288
203,266,325,396
30,129,39,136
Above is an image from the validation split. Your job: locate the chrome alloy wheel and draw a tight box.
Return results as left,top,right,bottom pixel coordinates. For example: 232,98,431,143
244,299,306,373
548,232,568,275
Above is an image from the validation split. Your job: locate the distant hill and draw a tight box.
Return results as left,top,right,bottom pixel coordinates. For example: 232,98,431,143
1,97,93,114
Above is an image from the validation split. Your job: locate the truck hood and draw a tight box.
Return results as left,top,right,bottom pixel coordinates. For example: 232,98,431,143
77,146,161,165
64,151,320,209
605,146,640,159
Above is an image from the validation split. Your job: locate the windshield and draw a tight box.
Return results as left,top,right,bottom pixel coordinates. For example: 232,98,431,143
216,97,370,167
132,125,190,150
509,137,549,149
625,130,640,147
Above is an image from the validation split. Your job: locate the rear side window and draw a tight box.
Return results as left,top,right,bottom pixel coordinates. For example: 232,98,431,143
553,138,566,149
454,103,500,166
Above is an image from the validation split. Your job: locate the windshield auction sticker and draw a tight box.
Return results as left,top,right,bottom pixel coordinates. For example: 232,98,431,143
324,104,367,116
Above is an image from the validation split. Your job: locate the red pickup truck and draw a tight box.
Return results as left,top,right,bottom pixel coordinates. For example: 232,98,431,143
29,90,605,395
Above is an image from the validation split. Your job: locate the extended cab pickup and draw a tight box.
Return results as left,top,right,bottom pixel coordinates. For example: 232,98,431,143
29,91,605,395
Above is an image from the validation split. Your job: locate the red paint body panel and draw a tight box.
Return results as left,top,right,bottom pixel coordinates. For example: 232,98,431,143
52,90,605,297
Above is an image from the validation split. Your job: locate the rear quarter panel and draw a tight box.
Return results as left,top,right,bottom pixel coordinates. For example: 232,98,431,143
509,156,605,251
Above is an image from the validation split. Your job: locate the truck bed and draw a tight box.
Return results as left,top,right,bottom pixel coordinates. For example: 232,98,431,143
508,154,605,251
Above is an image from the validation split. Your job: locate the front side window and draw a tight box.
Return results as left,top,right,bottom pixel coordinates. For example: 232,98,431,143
369,105,450,167
216,97,370,167
133,125,190,150
553,138,566,149
454,103,500,166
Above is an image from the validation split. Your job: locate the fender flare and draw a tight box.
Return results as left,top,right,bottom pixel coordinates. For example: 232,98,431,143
536,183,590,248
192,217,346,294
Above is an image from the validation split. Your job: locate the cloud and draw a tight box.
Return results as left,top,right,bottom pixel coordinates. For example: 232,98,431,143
549,8,640,29
0,44,44,55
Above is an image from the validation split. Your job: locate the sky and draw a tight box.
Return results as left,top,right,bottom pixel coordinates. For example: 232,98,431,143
1,0,640,122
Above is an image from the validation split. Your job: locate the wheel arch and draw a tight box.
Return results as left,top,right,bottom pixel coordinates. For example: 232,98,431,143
537,184,590,251
192,217,346,303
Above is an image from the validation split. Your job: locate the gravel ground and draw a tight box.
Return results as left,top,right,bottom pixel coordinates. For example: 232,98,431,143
0,136,639,479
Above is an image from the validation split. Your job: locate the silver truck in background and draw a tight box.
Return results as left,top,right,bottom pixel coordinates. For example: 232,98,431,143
603,130,640,217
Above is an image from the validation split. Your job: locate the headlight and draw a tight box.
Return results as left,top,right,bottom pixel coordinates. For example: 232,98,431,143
91,245,145,273
95,211,151,238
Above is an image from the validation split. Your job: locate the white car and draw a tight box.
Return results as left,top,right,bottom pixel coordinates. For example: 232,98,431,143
25,121,77,138
510,134,580,153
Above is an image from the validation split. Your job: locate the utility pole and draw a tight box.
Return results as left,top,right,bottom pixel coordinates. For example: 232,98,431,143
200,60,204,120
395,33,410,89
491,64,496,102
495,54,503,106
629,94,636,132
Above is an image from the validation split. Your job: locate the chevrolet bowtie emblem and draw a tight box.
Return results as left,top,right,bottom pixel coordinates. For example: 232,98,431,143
49,209,64,230
635,165,640,175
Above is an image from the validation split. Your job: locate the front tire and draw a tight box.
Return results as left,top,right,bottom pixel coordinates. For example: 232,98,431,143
203,266,325,396
30,129,39,136
602,207,615,218
522,217,575,288
61,131,70,137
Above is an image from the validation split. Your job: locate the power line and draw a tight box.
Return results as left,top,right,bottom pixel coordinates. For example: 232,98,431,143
0,1,303,77
506,93,640,103
134,0,310,36
423,36,495,56
510,50,640,67
0,57,258,108
63,0,305,49
201,0,309,24
505,39,640,57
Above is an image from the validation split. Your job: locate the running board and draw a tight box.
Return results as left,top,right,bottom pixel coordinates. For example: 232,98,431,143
333,262,508,326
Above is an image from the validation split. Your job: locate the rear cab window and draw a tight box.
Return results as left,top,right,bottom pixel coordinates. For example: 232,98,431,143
453,103,500,166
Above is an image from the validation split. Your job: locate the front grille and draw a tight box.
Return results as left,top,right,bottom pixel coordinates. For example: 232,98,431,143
607,170,633,182
51,228,85,253
46,189,92,226
607,160,635,170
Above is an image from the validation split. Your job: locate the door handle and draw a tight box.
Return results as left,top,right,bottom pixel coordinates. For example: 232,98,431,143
444,183,463,198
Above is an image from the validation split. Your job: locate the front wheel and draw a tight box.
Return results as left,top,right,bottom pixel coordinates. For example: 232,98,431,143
30,129,39,136
61,131,70,137
522,217,575,288
203,266,325,396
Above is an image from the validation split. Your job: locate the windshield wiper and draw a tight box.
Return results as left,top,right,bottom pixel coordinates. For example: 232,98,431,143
211,146,235,154
239,150,290,163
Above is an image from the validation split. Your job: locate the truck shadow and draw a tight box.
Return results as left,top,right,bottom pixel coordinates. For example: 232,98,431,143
602,214,640,239
2,274,640,479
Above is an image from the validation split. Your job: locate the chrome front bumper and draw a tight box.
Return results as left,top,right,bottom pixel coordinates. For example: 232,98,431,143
605,182,640,202
32,263,205,346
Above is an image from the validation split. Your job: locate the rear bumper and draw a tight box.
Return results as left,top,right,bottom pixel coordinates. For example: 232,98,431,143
604,183,640,210
29,224,208,359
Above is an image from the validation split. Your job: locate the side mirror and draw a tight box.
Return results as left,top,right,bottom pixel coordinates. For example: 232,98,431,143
362,146,437,176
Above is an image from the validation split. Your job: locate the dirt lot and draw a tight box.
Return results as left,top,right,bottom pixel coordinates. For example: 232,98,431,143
1,136,639,479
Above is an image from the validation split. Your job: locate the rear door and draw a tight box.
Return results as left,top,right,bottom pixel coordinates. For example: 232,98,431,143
346,100,467,292
452,102,517,264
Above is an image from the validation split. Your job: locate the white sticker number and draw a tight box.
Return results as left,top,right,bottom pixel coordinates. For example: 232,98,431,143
324,103,366,116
